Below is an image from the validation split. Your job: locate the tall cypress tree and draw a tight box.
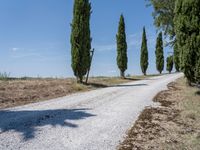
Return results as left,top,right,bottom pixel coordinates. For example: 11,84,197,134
173,42,180,72
70,0,91,83
140,27,149,75
166,55,174,73
195,59,200,84
174,0,200,84
155,32,164,74
116,14,128,78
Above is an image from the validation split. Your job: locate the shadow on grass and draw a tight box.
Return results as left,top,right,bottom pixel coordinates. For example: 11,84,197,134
0,108,95,141
84,77,147,88
85,82,108,88
124,77,142,81
85,82,147,88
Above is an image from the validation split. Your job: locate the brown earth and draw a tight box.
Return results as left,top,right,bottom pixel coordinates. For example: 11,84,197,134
118,78,200,150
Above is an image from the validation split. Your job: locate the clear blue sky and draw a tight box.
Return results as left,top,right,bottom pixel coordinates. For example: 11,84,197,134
0,0,172,78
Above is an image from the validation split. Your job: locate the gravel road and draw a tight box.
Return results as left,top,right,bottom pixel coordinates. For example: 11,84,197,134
0,73,183,150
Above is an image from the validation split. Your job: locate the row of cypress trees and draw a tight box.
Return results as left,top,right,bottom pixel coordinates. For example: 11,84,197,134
116,15,168,77
148,0,199,85
70,0,170,83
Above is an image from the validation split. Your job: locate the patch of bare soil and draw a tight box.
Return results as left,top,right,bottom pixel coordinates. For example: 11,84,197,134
118,79,200,150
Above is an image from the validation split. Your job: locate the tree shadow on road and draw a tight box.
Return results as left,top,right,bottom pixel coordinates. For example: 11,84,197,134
0,108,95,141
111,84,148,87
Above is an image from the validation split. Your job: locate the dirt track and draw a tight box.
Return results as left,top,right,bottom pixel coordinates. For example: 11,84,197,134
0,73,183,150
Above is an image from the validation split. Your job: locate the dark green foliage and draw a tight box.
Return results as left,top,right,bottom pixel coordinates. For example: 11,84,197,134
116,15,128,78
155,32,164,74
174,0,200,84
166,55,174,73
174,42,180,72
140,27,149,75
70,0,92,83
195,59,200,84
147,0,176,45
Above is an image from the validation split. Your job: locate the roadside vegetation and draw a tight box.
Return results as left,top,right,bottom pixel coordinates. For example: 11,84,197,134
148,0,200,85
69,0,179,84
118,78,200,150
69,0,199,86
0,75,157,109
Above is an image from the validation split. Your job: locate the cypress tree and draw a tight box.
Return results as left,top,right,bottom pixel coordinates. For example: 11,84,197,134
116,14,128,78
174,0,200,84
140,27,149,75
173,42,180,72
155,32,164,74
166,55,174,74
70,0,91,83
195,59,200,84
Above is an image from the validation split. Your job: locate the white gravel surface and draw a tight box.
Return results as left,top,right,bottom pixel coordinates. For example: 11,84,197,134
0,73,183,150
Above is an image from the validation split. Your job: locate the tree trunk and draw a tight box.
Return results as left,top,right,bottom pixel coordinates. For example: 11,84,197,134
120,71,125,79
77,76,83,84
86,49,94,84
186,79,192,86
76,77,80,83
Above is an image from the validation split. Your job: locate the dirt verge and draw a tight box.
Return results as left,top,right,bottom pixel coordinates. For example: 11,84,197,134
118,78,200,150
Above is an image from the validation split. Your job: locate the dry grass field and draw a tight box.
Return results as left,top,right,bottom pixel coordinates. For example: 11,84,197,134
0,75,153,109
